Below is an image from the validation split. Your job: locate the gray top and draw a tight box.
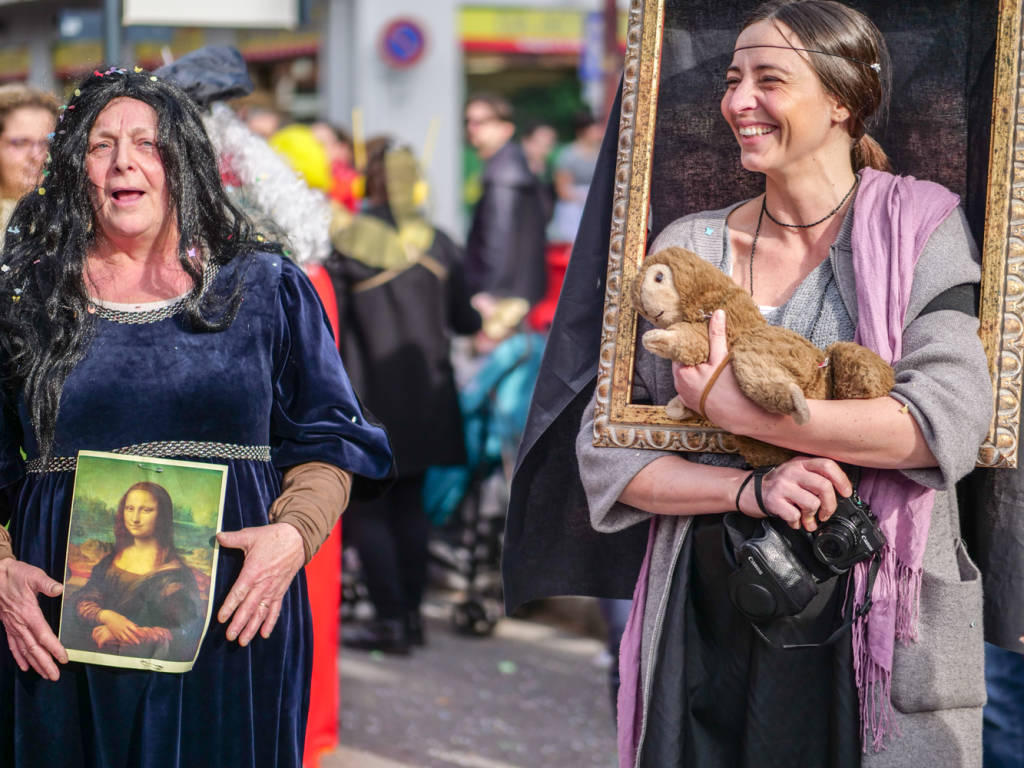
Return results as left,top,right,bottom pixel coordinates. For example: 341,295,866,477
576,198,993,767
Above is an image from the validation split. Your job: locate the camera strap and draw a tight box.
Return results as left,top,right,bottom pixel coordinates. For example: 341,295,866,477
842,464,862,493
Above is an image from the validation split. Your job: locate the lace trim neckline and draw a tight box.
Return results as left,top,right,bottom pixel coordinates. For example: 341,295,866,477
92,293,186,311
89,263,219,325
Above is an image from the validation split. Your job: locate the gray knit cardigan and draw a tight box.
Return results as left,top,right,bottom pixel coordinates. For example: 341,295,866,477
577,200,992,767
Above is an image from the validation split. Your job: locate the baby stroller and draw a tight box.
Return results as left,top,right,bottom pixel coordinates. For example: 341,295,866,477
423,332,546,636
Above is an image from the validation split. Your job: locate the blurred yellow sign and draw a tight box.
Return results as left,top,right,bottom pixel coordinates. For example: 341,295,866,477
53,41,104,77
0,47,29,80
459,7,626,53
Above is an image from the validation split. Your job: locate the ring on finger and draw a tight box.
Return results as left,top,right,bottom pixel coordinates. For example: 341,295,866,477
258,601,269,610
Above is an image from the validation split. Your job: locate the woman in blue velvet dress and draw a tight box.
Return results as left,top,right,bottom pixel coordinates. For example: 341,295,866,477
0,68,393,768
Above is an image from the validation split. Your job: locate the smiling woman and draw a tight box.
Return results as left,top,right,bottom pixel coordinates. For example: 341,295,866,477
506,2,997,768
0,68,394,768
581,2,991,766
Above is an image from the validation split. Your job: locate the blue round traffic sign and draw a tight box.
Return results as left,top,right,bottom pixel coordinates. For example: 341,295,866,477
380,18,427,69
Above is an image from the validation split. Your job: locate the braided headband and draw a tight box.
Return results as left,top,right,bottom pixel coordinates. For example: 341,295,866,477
732,44,881,74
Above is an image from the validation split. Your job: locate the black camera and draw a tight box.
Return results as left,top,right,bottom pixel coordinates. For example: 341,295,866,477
727,522,819,621
812,490,886,574
725,491,885,623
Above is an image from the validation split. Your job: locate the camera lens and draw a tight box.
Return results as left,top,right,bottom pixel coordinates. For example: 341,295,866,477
812,516,857,567
816,535,846,561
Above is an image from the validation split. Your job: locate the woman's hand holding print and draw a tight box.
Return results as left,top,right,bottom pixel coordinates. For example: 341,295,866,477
0,558,67,680
216,522,305,647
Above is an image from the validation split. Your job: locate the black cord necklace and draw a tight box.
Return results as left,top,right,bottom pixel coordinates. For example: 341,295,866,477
763,176,859,229
748,198,766,298
749,177,858,297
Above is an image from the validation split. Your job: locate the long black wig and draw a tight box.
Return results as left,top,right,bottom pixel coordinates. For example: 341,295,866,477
0,67,267,461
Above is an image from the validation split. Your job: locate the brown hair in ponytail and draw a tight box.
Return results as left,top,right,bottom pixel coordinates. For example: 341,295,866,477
745,1,892,172
852,134,891,173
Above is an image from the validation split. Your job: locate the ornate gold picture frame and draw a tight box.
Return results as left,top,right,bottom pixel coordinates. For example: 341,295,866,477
593,0,1024,468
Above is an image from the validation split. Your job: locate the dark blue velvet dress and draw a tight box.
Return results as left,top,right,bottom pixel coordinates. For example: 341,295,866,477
0,252,393,768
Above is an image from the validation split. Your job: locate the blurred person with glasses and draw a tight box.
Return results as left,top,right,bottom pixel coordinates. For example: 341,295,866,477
0,85,57,248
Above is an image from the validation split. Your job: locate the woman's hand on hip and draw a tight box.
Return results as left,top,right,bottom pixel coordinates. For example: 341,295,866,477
671,310,760,430
0,558,67,680
737,456,852,531
216,522,305,646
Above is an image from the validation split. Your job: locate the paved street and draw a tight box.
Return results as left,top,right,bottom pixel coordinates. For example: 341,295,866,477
324,596,619,768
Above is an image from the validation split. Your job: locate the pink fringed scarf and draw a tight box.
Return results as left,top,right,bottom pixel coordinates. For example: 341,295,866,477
616,519,658,768
615,169,960,768
849,167,959,750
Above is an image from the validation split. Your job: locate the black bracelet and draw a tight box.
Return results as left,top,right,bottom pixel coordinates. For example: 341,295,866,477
734,470,756,512
752,465,778,518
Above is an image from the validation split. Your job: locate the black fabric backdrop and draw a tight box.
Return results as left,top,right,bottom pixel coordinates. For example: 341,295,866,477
502,0,1000,615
